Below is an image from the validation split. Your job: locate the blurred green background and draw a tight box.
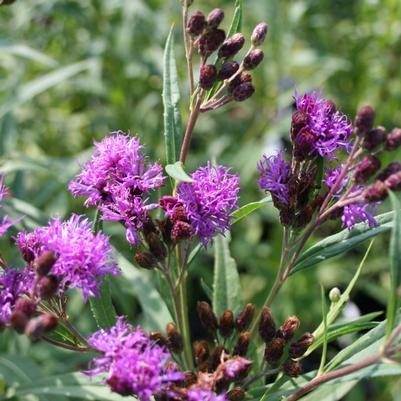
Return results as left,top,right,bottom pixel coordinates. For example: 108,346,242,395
0,0,400,399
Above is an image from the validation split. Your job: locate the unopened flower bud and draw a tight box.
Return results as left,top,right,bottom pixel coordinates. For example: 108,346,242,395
219,310,235,337
147,232,167,260
193,340,209,365
289,333,314,358
184,371,198,387
355,105,375,135
171,221,193,242
354,155,381,184
218,33,245,58
135,251,157,269
243,49,264,70
235,304,256,332
10,310,29,334
378,162,401,182
251,22,268,46
198,29,226,56
233,332,251,356
157,218,173,244
264,337,285,363
259,306,276,343
199,64,217,90
278,316,300,341
36,275,59,299
329,287,341,303
364,180,388,202
207,8,224,28
187,11,206,36
291,111,309,140
228,72,252,93
217,61,240,81
322,99,337,115
197,301,218,333
150,331,168,347
385,128,401,151
211,345,227,370
364,126,386,151
385,171,401,191
283,359,303,377
171,205,188,222
231,82,255,102
26,313,58,338
142,218,158,239
14,298,36,318
166,323,183,353
33,251,57,276
227,387,246,401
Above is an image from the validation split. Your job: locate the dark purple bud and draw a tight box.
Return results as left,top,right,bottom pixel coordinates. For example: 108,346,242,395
227,387,246,401
294,129,316,160
193,340,210,365
259,306,276,343
171,221,193,242
135,251,157,269
385,128,401,151
199,64,217,89
251,22,269,46
33,251,57,276
10,311,29,334
354,155,381,184
184,371,198,387
235,303,256,332
157,218,173,245
228,72,252,92
283,359,303,377
197,301,218,333
264,337,285,363
219,310,235,337
218,33,245,58
211,345,228,370
385,171,401,191
355,105,375,135
364,126,386,151
147,232,167,260
291,111,309,140
187,11,206,36
243,49,264,70
198,29,226,56
231,82,255,102
107,375,132,396
378,162,401,182
142,218,158,239
171,205,188,222
217,61,240,81
233,332,251,356
278,316,300,341
207,8,224,28
166,323,183,353
25,313,58,338
364,180,388,202
150,331,168,347
289,332,314,358
14,298,36,318
36,275,59,299
322,99,337,115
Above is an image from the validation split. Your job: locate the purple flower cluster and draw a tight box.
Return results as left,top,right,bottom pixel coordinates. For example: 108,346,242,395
188,389,227,401
0,268,33,325
69,132,165,244
15,215,119,300
257,151,290,205
161,163,240,246
293,91,353,160
85,317,183,400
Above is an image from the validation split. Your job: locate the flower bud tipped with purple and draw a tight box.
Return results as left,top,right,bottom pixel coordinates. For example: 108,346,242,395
187,11,206,36
218,33,245,58
235,304,256,332
25,313,58,338
219,310,235,337
233,332,251,356
134,251,157,269
10,310,29,334
207,8,224,28
364,126,386,151
278,316,300,341
227,387,246,401
198,29,226,56
355,105,376,135
385,171,401,191
33,251,57,276
259,307,276,343
354,155,381,184
251,22,269,46
217,61,240,81
166,323,183,353
231,82,255,102
222,356,253,380
289,332,314,358
14,298,36,318
264,337,285,363
199,64,217,89
36,275,59,299
197,301,218,333
385,128,401,151
364,180,388,202
243,49,264,70
378,162,401,182
283,359,303,377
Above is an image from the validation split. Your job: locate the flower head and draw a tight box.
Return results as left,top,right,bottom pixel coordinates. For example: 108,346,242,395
324,165,348,193
341,200,377,230
188,389,227,401
257,151,290,205
293,91,353,160
15,215,119,300
84,317,183,400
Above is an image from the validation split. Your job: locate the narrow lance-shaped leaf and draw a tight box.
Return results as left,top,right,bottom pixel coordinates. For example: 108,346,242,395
386,192,401,336
231,196,271,224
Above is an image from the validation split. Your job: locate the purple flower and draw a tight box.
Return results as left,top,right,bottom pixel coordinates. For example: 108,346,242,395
162,163,240,246
188,389,227,401
84,317,183,400
15,215,119,300
223,356,252,378
342,201,377,230
0,268,34,324
257,151,290,205
69,132,165,243
293,91,353,160
324,165,348,193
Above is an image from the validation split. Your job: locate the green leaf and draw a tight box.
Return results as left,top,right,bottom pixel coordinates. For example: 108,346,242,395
165,161,194,183
386,192,401,336
291,212,394,274
213,233,242,317
162,26,183,164
200,278,213,301
231,196,272,224
89,280,116,328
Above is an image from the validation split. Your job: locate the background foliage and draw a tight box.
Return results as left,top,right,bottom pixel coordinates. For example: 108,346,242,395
0,0,401,399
